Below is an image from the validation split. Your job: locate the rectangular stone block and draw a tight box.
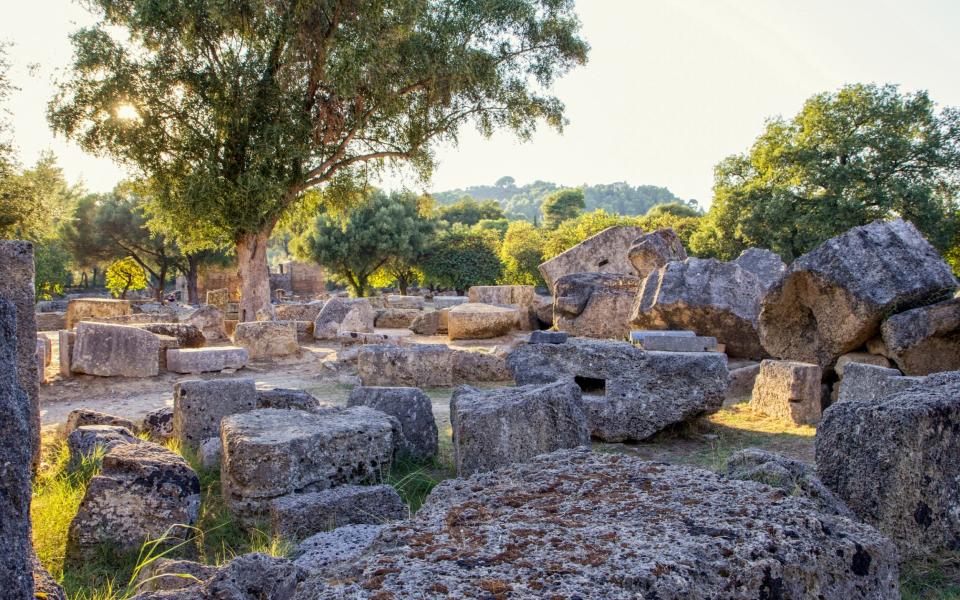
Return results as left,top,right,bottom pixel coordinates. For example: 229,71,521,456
233,321,298,359
166,347,248,374
749,360,822,425
58,330,75,378
221,407,396,519
35,311,66,331
837,363,920,403
269,484,407,542
66,298,131,329
358,344,453,387
636,335,718,352
538,226,644,291
173,378,257,446
629,330,696,342
71,322,161,377
386,295,425,310
432,296,468,309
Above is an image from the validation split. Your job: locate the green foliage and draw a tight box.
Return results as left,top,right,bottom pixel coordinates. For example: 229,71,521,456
636,210,703,252
436,198,505,227
1,152,80,242
105,257,148,299
499,221,546,286
690,84,960,261
294,190,434,297
542,210,640,259
50,0,588,249
542,187,586,229
35,240,73,299
421,226,502,293
473,218,511,240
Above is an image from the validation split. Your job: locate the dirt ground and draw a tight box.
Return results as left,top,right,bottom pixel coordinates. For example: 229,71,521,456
39,330,816,470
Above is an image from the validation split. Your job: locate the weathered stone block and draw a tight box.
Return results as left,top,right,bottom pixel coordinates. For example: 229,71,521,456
408,310,443,335
835,351,893,377
220,407,396,519
64,409,136,436
358,344,453,387
181,305,226,340
139,323,205,348
141,406,174,442
66,297,131,329
836,363,919,403
35,311,66,331
634,334,718,352
294,524,384,578
538,226,644,291
749,360,823,425
348,386,438,461
447,303,518,340
628,228,687,279
817,371,960,558
71,322,161,377
734,247,786,290
467,285,535,307
386,295,425,310
275,302,324,323
879,297,960,375
452,349,512,382
67,425,140,462
233,321,298,359
529,330,568,344
432,296,468,309
173,378,258,446
313,298,374,339
269,485,407,542
58,329,75,378
554,272,641,339
374,308,421,329
451,381,589,476
166,347,248,374
256,388,323,412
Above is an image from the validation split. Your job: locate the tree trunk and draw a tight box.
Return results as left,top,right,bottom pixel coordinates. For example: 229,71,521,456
186,254,200,304
237,229,272,322
92,266,99,287
155,264,168,301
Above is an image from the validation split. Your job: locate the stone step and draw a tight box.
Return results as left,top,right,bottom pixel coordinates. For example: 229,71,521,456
166,346,248,374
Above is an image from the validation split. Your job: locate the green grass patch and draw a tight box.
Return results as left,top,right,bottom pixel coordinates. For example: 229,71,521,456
901,552,960,599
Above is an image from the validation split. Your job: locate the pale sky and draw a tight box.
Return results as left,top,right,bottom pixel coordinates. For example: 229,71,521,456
3,0,960,206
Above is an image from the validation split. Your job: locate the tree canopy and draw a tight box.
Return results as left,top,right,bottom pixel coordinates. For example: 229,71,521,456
541,187,585,229
420,226,502,294
50,0,588,318
690,84,960,261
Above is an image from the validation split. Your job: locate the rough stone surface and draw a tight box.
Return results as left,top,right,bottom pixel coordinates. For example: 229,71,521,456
256,388,323,412
294,524,384,578
450,381,589,476
35,311,66,331
554,272,641,339
408,310,443,335
181,305,226,340
233,321,298,359
71,322,161,377
727,362,761,401
879,296,960,375
374,308,421,329
31,550,66,600
734,247,787,289
67,425,140,461
358,344,453,387
726,448,853,518
142,407,174,441
173,378,258,446
348,386,438,461
65,409,136,436
139,322,206,348
749,360,823,425
759,219,958,369
836,363,918,403
635,334,718,352
220,407,397,519
538,225,644,291
199,437,222,470
447,302,518,340
432,296,468,309
133,558,217,593
467,285,535,307
67,441,201,560
66,297,131,329
835,351,893,377
306,449,900,599
508,339,729,441
533,292,554,327
313,298,374,339
530,330,568,344
386,295,425,310
128,553,305,600
269,485,407,542
627,228,688,278
631,258,769,358
275,302,323,323
166,346,248,374
452,348,513,382
817,371,960,558
0,299,33,599
58,329,75,377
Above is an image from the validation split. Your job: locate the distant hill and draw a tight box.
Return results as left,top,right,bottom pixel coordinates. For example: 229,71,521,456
431,176,695,221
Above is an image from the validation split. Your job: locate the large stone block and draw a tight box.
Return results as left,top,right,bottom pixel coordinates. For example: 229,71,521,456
139,323,205,348
749,360,823,425
358,344,453,387
408,310,444,335
348,386,438,461
58,329,75,378
233,321,298,359
166,347,248,374
879,297,960,375
627,228,687,279
374,308,421,329
64,409,136,436
631,258,769,359
173,378,258,446
256,388,324,412
35,311,66,331
311,449,900,599
274,302,324,323
313,297,374,339
66,441,200,560
220,407,397,519
467,285,535,307
386,295,425,310
67,425,140,462
0,241,39,472
817,371,960,558
759,219,958,369
538,225,644,291
452,348,512,382
432,296,468,309
836,363,919,403
734,247,786,290
554,272,641,339
269,485,407,542
294,524,384,579
450,381,589,476
66,297,131,329
181,305,226,340
0,299,33,598
447,303,518,340
507,338,728,441
71,322,161,377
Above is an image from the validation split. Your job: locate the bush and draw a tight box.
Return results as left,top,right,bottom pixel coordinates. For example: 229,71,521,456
105,257,148,299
